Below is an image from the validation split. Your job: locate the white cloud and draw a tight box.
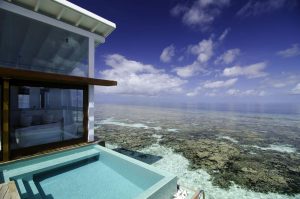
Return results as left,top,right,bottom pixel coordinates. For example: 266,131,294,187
215,48,240,65
226,89,266,96
237,0,289,17
272,83,287,88
254,91,267,97
189,39,214,63
219,28,230,41
186,92,197,97
226,88,240,96
174,61,204,78
223,61,268,78
203,78,238,88
186,86,202,97
171,0,231,31
243,89,256,95
160,45,175,63
174,39,214,78
205,92,217,97
98,54,186,96
263,74,300,89
277,44,300,58
187,78,236,97
291,83,300,94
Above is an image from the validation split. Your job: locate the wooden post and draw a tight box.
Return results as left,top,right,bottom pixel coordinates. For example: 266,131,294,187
2,79,10,161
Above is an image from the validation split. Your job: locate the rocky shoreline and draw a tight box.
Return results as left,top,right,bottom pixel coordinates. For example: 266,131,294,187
95,125,300,196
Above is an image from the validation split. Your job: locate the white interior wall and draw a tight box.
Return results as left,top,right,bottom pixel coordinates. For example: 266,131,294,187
88,37,95,142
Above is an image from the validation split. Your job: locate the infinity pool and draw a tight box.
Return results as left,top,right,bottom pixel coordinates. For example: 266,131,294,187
0,145,177,199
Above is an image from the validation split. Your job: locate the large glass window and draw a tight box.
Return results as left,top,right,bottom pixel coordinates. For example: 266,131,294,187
0,8,88,77
10,83,85,149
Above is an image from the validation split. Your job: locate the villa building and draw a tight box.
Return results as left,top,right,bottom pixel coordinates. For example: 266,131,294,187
0,0,116,161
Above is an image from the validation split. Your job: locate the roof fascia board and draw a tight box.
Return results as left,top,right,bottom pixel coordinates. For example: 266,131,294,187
0,0,105,44
54,0,116,29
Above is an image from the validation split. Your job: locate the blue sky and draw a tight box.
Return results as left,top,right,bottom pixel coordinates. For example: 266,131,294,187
70,0,300,104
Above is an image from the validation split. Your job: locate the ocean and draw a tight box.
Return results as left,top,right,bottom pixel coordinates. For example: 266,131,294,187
94,103,300,199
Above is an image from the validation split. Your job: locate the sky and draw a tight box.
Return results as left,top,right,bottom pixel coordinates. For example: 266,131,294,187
70,0,300,104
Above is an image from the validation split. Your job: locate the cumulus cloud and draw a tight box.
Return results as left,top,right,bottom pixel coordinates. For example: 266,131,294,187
187,78,237,96
189,39,214,62
263,74,300,89
223,61,267,78
215,48,240,65
291,83,300,94
244,89,266,96
160,45,175,63
277,44,300,58
186,86,202,97
97,54,186,96
226,89,240,96
171,0,230,31
174,61,204,78
203,78,238,88
226,89,266,96
174,39,214,78
237,0,290,17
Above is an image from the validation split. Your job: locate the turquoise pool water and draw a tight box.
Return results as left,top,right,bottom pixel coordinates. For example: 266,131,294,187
0,145,177,199
34,159,144,199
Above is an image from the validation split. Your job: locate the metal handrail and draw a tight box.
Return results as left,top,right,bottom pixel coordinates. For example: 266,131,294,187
198,190,205,199
191,189,205,199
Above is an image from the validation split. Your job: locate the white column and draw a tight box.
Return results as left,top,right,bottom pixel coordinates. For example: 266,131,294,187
88,37,95,142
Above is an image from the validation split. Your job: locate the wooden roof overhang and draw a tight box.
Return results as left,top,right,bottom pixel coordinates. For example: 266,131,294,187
0,67,117,86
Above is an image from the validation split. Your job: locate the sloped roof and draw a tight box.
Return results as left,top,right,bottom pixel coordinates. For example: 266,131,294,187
5,0,116,38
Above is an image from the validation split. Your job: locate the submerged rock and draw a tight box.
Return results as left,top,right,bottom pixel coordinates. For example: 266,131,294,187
159,136,300,195
95,125,157,150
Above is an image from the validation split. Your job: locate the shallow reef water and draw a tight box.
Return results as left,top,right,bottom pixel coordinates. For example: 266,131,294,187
95,104,300,198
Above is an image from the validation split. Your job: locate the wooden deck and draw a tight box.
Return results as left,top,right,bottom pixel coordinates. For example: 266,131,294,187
0,181,20,199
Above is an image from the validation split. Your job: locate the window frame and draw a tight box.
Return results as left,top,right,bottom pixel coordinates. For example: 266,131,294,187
9,79,89,159
0,80,3,161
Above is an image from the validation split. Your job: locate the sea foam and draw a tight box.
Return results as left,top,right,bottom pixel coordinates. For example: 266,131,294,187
98,118,162,131
252,144,297,153
167,128,179,132
217,135,238,143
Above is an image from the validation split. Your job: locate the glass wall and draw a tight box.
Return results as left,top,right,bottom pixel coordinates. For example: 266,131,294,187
10,83,85,149
0,8,88,77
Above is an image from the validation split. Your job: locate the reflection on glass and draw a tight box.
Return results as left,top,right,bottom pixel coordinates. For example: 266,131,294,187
10,85,84,149
0,9,88,77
